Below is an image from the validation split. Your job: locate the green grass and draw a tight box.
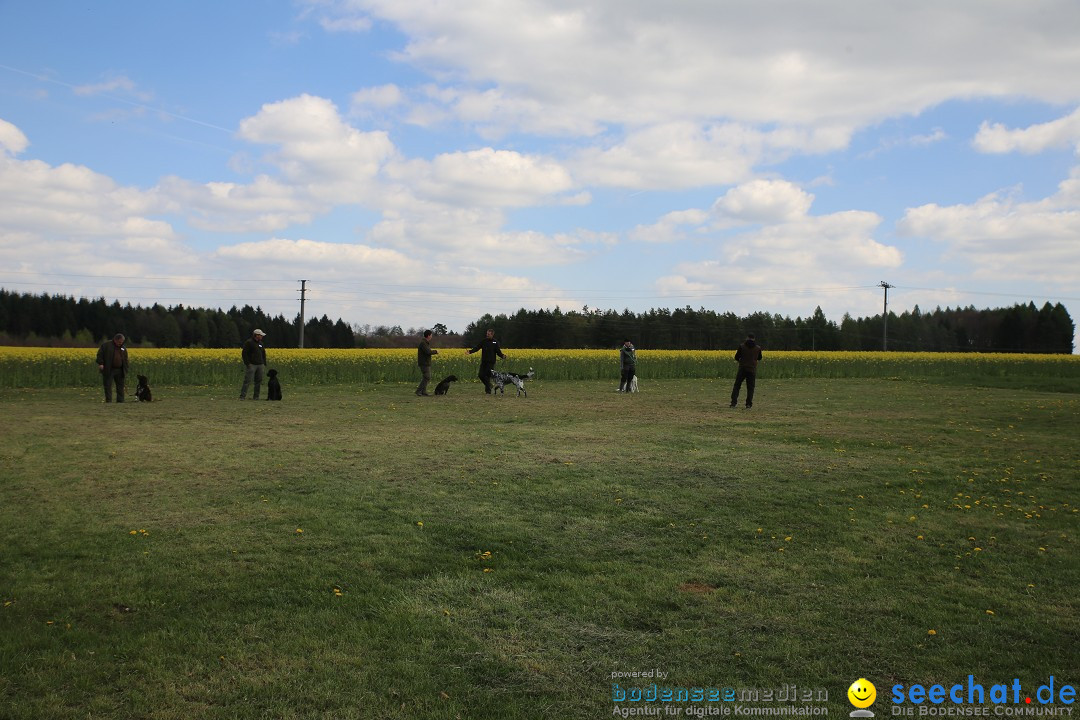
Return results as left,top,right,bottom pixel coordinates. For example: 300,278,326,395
1,378,1077,719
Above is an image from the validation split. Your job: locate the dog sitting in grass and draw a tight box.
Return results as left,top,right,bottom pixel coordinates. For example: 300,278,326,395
433,375,458,395
135,374,152,402
266,368,282,401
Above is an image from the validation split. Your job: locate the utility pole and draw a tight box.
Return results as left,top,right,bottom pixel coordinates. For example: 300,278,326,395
298,280,308,349
880,281,893,351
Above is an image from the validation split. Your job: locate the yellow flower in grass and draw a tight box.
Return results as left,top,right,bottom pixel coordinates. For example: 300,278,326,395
928,629,937,635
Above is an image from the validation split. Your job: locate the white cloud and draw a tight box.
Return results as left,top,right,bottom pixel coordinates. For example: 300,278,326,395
642,178,899,317
0,134,197,283
350,84,405,114
156,174,317,233
72,75,153,102
630,209,711,244
0,119,29,155
0,154,167,238
238,94,395,200
897,173,1080,285
713,180,814,224
387,147,575,207
320,16,372,33
304,0,1080,133
572,123,851,190
974,107,1080,154
366,201,611,267
151,94,399,232
215,237,413,270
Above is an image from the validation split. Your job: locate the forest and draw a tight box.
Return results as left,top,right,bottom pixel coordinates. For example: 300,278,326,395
0,288,1073,353
460,302,1075,353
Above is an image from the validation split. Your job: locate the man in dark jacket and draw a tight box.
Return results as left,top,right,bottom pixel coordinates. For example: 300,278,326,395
731,334,763,408
618,339,636,392
96,333,129,403
467,328,506,394
415,329,438,396
240,329,268,400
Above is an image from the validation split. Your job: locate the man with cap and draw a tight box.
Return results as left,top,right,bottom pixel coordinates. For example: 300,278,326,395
240,329,268,400
96,332,129,403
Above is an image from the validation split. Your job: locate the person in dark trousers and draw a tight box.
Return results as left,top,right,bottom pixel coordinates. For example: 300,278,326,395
467,328,505,394
96,333,129,403
416,329,438,396
240,329,268,400
731,334,763,408
618,339,636,392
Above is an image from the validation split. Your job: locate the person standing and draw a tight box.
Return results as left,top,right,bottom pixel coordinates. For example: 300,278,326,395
618,339,636,392
731,333,763,408
415,329,438,396
240,329,268,400
96,333,129,403
467,328,505,394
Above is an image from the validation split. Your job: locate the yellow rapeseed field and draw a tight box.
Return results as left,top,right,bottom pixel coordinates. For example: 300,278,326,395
1,347,1077,388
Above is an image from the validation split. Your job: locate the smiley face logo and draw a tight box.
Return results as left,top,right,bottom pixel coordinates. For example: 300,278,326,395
848,678,877,709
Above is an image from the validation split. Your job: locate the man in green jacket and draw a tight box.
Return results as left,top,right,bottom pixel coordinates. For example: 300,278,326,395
96,333,129,403
416,329,438,396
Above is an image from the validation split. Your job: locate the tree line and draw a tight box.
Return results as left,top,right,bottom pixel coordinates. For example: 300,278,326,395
0,288,1073,353
0,290,355,348
462,302,1074,353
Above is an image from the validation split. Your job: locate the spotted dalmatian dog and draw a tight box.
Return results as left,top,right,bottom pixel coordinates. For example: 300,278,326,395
491,368,535,397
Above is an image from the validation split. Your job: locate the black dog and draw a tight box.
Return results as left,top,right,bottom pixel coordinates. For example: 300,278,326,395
135,374,152,402
433,375,458,395
266,368,282,401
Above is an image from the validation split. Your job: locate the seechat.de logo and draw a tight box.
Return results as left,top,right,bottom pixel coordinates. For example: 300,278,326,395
849,678,877,718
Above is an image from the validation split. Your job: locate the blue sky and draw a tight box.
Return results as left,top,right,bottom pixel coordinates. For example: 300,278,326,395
2,1,1078,346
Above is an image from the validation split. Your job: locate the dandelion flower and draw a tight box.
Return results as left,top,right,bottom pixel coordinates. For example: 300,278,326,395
928,629,937,636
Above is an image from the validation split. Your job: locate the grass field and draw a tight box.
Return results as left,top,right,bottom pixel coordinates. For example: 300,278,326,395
1,375,1077,719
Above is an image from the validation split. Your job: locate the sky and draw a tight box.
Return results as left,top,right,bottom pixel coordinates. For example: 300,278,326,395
1,1,1079,347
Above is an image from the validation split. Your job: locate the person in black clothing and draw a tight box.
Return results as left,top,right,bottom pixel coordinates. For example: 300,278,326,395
618,339,636,392
416,329,438,396
95,333,129,403
467,328,506,394
731,333,763,408
239,329,268,400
